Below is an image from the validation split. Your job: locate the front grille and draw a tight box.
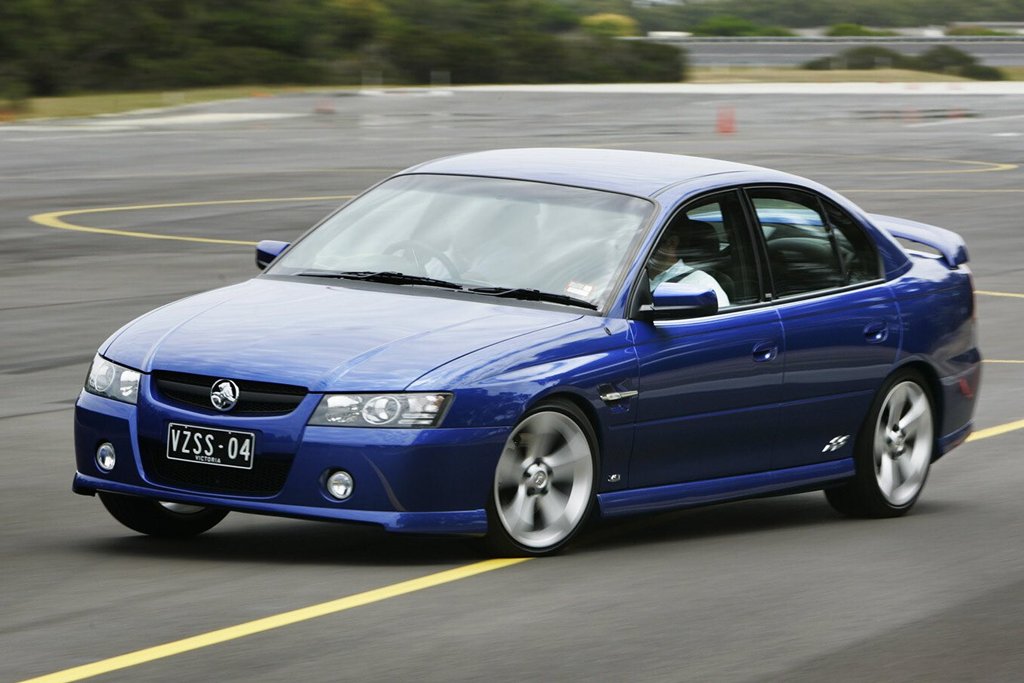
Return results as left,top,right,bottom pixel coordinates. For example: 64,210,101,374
139,436,292,496
152,371,307,416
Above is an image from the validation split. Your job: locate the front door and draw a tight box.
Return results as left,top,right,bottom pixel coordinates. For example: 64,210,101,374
629,190,785,487
630,310,785,486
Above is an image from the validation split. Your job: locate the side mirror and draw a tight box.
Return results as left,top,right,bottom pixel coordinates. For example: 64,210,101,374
638,282,718,321
256,240,290,270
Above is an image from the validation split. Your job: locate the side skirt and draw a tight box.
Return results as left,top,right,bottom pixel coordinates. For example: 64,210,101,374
597,458,855,518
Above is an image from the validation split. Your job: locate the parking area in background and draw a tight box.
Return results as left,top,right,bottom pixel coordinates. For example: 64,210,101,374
2,87,1023,682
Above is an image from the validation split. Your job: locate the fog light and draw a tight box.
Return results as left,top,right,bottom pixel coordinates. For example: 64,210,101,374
326,470,354,500
96,442,116,472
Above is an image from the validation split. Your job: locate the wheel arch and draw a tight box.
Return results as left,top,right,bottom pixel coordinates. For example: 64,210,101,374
891,359,944,442
523,389,604,460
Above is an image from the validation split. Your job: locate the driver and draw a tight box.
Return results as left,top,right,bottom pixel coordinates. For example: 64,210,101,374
647,220,730,308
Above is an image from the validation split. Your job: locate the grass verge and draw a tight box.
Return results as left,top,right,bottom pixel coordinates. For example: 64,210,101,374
1,85,342,122
1000,66,1024,80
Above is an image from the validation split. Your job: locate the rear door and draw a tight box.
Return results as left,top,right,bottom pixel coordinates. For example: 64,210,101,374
746,187,900,470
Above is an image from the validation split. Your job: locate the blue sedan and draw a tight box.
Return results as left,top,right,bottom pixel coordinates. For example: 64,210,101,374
73,149,980,556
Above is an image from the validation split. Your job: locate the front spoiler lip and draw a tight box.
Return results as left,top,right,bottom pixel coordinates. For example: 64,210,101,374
73,473,487,535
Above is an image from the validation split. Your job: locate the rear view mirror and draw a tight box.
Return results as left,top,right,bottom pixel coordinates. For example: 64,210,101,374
638,282,718,321
256,240,290,270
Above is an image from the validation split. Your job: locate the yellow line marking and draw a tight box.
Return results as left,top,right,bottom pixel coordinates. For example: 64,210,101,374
585,147,1018,175
967,418,1024,442
19,558,531,683
857,160,1017,175
2,168,395,182
29,196,352,246
725,152,1016,175
983,360,1024,364
977,290,1024,299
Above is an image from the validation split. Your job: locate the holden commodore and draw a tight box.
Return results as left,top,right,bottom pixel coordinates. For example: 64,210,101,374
73,148,980,556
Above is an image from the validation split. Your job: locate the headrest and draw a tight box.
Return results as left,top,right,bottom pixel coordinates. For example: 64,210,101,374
679,219,719,263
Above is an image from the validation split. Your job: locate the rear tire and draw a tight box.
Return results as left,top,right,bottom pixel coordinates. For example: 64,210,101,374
825,369,935,518
484,399,598,557
99,492,228,537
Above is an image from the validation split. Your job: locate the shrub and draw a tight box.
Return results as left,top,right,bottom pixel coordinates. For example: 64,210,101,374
581,13,640,39
913,46,1005,79
826,23,898,37
382,29,684,85
914,45,977,71
692,15,794,37
803,44,1005,80
946,26,1011,36
0,76,30,113
135,48,323,89
560,38,685,83
804,46,908,70
961,63,1005,80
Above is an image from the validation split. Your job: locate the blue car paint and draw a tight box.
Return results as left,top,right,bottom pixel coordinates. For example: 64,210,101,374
408,316,641,491
769,284,902,471
599,458,856,517
255,239,290,270
102,278,583,390
868,213,969,268
74,149,980,536
629,307,785,487
75,389,504,522
888,259,981,450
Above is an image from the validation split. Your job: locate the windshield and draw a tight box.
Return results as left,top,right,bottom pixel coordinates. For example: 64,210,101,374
268,174,654,309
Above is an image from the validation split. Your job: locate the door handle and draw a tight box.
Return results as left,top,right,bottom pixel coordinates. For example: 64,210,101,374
752,341,778,362
864,321,889,344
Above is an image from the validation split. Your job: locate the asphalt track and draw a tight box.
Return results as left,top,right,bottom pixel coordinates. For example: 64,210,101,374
2,85,1024,682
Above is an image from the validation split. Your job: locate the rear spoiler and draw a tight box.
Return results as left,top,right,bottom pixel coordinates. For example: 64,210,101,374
868,213,969,268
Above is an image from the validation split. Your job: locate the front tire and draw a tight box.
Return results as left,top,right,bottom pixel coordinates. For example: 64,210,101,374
485,399,597,557
99,492,228,537
826,369,935,518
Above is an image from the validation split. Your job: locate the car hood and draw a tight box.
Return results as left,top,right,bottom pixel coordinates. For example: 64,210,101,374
102,278,583,391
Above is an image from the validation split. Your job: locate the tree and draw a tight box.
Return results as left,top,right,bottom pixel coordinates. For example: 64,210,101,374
327,0,388,48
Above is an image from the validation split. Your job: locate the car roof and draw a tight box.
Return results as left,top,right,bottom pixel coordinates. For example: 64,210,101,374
402,148,775,197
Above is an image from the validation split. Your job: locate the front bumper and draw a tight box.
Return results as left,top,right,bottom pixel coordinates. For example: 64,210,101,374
72,473,487,533
74,389,509,535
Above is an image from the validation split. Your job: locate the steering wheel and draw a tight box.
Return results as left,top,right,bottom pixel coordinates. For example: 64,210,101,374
384,240,461,279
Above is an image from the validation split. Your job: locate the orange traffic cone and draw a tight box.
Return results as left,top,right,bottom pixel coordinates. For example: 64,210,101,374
716,107,736,135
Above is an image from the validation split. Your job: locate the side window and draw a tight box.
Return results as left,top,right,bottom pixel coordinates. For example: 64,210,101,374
749,188,845,298
821,200,881,284
647,191,760,308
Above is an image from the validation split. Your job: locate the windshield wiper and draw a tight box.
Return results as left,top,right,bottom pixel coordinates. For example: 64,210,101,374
295,272,598,309
295,270,464,290
465,286,598,310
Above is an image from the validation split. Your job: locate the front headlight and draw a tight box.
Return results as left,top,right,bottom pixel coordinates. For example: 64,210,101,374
85,355,141,405
309,393,451,428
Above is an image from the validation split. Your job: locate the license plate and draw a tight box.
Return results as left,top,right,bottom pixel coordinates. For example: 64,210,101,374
166,423,256,470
